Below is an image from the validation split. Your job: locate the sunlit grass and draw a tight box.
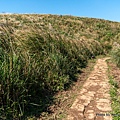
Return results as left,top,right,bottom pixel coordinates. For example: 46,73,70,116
0,14,120,119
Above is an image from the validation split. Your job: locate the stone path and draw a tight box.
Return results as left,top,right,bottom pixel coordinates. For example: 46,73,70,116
66,58,112,120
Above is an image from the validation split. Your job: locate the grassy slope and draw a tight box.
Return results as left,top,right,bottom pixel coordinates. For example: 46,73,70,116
0,14,120,119
107,60,120,120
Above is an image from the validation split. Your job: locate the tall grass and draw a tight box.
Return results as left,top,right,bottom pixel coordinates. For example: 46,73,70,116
112,49,120,67
111,43,120,67
0,24,105,119
1,14,119,119
108,67,120,120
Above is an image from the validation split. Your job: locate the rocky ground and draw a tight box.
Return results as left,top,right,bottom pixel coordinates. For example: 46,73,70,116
66,58,112,120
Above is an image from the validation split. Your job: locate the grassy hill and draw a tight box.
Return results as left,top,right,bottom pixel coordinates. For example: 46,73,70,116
0,14,120,119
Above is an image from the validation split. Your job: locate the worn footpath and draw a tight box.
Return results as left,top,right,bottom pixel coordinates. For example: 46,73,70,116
66,58,112,120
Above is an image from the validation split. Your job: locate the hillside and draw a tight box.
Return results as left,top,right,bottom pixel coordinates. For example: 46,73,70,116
0,14,120,119
1,14,120,39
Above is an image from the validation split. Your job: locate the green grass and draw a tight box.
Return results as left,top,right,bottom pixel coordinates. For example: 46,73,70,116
0,25,104,119
108,71,120,120
111,48,120,68
0,14,120,119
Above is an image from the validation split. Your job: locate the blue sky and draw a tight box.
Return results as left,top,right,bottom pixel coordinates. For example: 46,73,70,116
0,0,120,22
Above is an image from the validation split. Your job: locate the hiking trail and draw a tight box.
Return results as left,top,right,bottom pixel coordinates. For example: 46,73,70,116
66,57,112,120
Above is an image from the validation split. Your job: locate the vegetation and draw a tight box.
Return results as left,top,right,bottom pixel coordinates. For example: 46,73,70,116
109,78,120,120
0,14,120,119
111,43,120,67
108,65,120,120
